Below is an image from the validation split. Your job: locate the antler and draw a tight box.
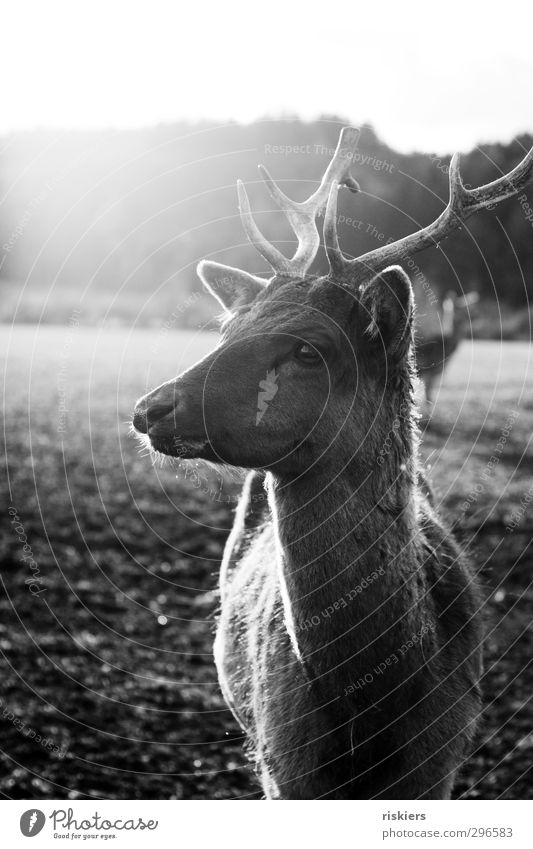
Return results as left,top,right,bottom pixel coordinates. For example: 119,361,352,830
325,143,533,281
238,127,360,276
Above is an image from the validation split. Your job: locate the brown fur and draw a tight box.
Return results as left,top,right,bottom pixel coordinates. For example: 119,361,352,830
133,267,484,799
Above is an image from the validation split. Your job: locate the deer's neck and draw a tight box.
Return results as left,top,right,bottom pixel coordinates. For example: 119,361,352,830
267,395,426,699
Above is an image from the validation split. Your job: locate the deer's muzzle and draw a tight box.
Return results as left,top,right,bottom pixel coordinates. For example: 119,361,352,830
132,398,175,434
132,373,213,459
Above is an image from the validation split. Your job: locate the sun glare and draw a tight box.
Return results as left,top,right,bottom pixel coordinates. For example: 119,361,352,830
2,0,532,152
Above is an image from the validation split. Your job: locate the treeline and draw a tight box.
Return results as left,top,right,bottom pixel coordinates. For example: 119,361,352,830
1,118,532,327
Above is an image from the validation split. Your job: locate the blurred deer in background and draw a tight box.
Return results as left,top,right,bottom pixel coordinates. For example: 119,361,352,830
133,128,533,798
416,290,479,411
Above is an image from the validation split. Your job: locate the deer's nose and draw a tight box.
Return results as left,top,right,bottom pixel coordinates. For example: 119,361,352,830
132,400,175,434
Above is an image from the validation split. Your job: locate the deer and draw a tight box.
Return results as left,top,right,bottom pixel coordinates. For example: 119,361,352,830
416,290,479,411
132,128,533,799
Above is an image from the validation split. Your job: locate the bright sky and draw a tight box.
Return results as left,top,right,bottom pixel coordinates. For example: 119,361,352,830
2,0,532,153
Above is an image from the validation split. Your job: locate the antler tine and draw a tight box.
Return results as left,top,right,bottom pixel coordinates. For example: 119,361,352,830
259,127,360,213
237,180,292,274
336,143,533,282
238,127,360,277
324,181,345,277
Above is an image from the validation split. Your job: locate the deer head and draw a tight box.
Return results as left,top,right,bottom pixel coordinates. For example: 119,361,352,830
442,290,480,337
133,129,533,474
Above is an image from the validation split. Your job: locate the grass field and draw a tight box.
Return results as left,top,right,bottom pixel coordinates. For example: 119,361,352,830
1,325,532,799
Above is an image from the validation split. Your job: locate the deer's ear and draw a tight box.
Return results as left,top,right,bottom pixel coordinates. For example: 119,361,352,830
359,265,414,358
197,260,266,311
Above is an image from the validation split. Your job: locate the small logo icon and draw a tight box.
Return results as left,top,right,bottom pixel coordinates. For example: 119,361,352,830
256,369,279,425
20,810,46,837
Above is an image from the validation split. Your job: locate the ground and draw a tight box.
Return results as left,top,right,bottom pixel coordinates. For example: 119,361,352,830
1,326,532,799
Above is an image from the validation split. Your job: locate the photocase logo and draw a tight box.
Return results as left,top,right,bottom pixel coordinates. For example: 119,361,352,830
20,809,46,837
256,369,278,425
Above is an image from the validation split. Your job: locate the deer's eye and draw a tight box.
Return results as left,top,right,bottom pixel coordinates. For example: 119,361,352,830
293,343,323,366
